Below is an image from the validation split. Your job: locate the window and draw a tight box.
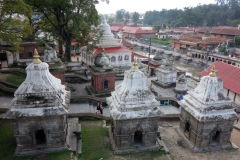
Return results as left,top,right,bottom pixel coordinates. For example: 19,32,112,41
124,55,129,60
111,56,116,62
118,56,122,61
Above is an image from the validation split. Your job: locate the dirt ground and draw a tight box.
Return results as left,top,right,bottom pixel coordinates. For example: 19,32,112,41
159,121,240,160
79,120,240,160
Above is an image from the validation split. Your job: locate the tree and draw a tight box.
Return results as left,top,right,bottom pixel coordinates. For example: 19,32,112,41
25,0,107,62
115,9,130,24
235,36,240,45
0,0,32,51
132,12,140,26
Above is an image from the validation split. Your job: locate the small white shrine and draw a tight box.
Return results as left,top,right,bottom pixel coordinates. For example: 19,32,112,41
155,58,177,87
107,59,162,153
2,49,71,155
174,74,188,94
179,66,238,152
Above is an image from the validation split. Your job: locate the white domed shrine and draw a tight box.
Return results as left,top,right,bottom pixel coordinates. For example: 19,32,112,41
107,59,162,153
178,66,238,152
2,49,71,155
155,57,177,87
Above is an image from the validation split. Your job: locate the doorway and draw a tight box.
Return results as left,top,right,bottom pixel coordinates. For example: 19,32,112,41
211,131,220,145
35,130,46,145
185,121,190,132
134,131,142,146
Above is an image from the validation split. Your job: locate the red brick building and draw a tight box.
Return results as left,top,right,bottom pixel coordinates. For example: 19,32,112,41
90,71,115,93
198,27,240,39
122,27,156,39
171,33,227,51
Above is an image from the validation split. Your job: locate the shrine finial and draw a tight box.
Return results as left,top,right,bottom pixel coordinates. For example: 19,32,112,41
131,58,138,70
33,49,42,64
209,65,216,77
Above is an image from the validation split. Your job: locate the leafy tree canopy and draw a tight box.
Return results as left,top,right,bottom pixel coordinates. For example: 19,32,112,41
0,0,32,51
24,0,108,61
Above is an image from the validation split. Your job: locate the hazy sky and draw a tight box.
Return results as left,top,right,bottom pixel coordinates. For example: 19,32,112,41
96,0,216,14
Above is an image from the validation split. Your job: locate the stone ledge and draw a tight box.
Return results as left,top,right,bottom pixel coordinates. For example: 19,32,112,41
14,146,68,156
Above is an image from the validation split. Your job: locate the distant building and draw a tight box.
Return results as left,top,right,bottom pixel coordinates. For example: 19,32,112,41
198,26,240,39
171,33,228,52
122,27,156,39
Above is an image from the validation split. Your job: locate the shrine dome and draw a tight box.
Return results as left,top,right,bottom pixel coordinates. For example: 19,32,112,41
99,16,112,35
94,48,110,67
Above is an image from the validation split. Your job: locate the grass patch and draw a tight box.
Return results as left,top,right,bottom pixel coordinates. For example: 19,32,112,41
146,37,172,47
80,120,112,160
6,72,26,86
0,120,71,160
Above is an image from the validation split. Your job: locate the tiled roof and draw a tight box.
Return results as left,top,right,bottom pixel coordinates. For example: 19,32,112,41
199,61,240,94
110,26,123,32
198,27,240,36
122,27,156,34
92,46,131,55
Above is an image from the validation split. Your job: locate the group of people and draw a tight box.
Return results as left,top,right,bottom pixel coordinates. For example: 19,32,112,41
96,101,104,115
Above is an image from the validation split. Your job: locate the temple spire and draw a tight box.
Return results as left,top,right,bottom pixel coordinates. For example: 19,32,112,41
33,49,42,64
131,58,138,70
209,65,216,77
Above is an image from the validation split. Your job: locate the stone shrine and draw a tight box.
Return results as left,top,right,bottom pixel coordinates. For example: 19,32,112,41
2,49,71,155
155,57,177,88
107,59,163,153
178,66,238,152
88,49,116,96
174,74,188,94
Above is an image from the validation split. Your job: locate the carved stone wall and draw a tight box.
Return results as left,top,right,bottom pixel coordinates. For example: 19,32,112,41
111,117,159,152
14,116,67,155
179,108,234,152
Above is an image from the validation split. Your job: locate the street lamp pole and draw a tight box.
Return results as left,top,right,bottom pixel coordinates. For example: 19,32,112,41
147,38,151,73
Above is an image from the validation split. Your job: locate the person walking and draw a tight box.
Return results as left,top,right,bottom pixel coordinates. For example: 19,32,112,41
96,101,101,114
99,101,104,115
85,69,89,79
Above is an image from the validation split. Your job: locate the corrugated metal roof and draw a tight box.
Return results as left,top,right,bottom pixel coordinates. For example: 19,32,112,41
199,61,240,94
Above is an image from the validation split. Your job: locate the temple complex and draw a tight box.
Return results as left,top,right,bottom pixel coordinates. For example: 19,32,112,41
179,66,238,152
82,17,132,74
107,59,162,153
2,49,71,155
